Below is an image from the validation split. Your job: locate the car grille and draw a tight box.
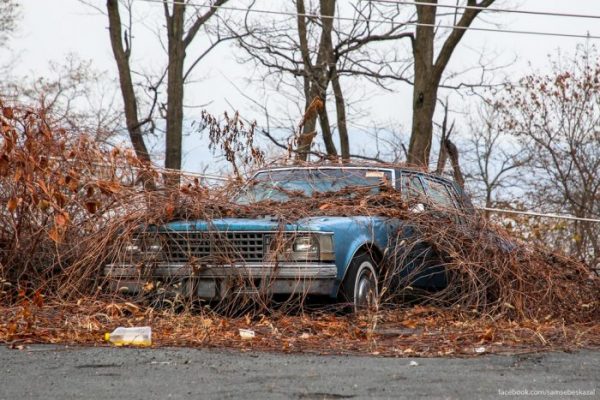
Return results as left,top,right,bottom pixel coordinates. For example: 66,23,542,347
152,231,266,263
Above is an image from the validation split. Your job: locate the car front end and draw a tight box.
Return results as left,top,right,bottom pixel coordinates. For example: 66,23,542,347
104,219,338,299
103,165,398,303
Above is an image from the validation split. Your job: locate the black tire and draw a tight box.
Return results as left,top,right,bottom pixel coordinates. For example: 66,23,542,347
340,252,379,312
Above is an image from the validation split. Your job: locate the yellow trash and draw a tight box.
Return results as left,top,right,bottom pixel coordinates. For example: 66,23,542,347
104,326,152,347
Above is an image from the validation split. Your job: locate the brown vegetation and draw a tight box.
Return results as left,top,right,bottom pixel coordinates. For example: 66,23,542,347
0,103,598,354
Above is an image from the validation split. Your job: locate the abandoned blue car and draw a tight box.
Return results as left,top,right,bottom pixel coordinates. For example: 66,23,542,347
105,165,473,310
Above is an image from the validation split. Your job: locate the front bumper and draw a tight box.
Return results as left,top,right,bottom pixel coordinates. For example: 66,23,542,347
103,262,338,299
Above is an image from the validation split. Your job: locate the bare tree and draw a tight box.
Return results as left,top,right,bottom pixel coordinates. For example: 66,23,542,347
463,100,529,209
0,0,19,76
161,0,229,175
233,1,415,161
104,0,230,184
433,100,467,189
106,0,153,164
1,55,122,145
407,0,495,167
295,0,337,160
498,45,600,268
0,0,18,47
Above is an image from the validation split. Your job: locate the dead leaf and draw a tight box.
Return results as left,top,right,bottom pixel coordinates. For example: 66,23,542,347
165,203,175,219
7,197,18,212
37,199,50,211
67,177,79,192
53,192,67,208
33,291,44,307
96,180,121,195
54,213,69,227
40,124,52,140
2,107,14,119
13,168,22,182
0,155,9,175
48,227,62,243
85,201,98,214
400,320,418,329
480,328,494,341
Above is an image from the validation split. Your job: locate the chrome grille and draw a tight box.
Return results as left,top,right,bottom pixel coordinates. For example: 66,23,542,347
155,231,265,263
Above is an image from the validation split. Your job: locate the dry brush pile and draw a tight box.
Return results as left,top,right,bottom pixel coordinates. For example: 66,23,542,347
0,103,598,354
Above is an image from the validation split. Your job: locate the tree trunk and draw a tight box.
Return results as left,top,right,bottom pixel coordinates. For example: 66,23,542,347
164,3,186,186
295,0,337,161
106,0,151,165
318,101,337,158
409,85,438,167
407,0,437,167
331,66,349,161
435,101,453,173
407,0,494,167
435,134,448,173
296,92,321,161
107,0,228,188
444,138,465,189
163,0,228,180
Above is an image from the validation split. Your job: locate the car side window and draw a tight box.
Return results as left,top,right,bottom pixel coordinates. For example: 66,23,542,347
399,174,426,201
423,178,458,209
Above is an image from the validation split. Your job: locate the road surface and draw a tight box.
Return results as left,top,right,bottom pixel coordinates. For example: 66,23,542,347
0,345,597,399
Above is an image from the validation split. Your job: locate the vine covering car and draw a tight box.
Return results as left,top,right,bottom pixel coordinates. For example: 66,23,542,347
104,165,474,310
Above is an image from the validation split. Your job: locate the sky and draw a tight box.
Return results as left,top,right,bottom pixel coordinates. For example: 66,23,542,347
5,0,600,174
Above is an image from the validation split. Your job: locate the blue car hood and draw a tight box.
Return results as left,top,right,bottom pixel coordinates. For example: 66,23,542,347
161,216,383,233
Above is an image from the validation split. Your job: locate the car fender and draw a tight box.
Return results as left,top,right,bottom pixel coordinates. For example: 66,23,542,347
332,236,386,297
298,215,397,297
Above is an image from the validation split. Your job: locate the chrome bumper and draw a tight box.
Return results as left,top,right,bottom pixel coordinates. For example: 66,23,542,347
103,262,338,298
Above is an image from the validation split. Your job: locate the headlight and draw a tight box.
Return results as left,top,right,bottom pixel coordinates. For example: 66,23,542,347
124,235,162,257
268,233,334,262
145,238,162,252
125,242,140,253
292,235,318,253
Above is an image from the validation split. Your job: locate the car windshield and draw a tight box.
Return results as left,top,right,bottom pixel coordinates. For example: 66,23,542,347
234,168,393,204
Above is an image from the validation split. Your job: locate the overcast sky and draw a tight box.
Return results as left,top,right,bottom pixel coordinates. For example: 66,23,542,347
5,0,600,173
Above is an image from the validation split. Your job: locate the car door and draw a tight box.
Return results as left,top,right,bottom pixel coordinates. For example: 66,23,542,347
382,173,448,293
398,172,427,204
422,178,459,209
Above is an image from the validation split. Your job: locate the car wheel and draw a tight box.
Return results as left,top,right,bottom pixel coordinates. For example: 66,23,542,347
341,253,379,312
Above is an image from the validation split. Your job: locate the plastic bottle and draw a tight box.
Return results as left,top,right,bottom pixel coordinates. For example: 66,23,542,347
104,326,152,347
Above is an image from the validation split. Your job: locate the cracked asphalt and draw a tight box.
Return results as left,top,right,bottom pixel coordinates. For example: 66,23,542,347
0,345,598,399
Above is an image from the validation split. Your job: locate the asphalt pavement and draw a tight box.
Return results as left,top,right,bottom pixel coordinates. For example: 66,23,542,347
0,345,598,399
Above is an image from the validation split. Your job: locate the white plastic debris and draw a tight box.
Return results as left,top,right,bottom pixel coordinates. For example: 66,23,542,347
474,346,486,353
239,328,255,340
409,360,419,366
104,326,152,347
